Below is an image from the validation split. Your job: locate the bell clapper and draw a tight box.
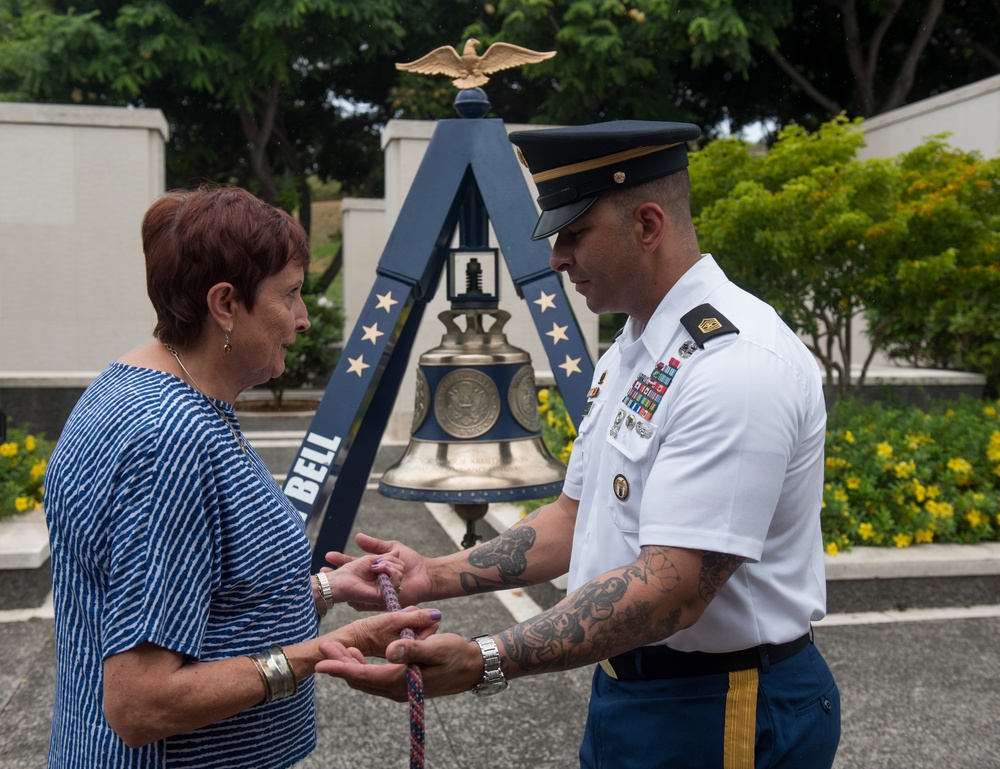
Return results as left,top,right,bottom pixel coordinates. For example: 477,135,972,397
453,502,489,549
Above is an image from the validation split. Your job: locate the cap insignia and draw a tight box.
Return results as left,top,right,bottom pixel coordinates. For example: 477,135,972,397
613,171,626,184
531,142,681,183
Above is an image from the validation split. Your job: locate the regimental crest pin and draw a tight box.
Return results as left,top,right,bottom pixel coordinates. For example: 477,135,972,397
613,474,630,501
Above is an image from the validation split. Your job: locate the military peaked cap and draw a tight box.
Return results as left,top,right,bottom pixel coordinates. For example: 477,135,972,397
508,120,701,240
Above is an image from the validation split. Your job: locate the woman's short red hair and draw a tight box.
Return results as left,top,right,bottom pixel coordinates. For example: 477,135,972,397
143,185,311,346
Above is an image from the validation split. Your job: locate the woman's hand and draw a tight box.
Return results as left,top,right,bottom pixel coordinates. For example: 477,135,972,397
324,532,434,609
321,550,404,609
321,607,443,659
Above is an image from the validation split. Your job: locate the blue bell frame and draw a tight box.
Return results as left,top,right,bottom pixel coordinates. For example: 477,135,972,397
282,114,595,570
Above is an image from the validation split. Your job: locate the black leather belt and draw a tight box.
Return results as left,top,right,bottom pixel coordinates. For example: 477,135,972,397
600,633,811,680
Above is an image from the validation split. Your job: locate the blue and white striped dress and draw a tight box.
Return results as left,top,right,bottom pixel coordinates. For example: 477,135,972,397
45,363,319,768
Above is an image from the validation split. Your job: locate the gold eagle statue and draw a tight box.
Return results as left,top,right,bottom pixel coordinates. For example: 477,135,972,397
396,38,556,90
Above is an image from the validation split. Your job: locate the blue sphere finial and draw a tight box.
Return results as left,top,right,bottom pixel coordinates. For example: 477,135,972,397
454,88,491,119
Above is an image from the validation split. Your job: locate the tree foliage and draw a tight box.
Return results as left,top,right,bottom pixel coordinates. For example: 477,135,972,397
1,0,997,213
691,116,1000,398
0,0,472,226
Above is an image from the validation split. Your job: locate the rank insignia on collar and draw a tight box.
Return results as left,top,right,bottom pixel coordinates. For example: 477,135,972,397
680,304,739,348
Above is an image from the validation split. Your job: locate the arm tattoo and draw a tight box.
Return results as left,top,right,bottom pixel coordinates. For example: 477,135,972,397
499,547,685,674
698,551,745,604
458,525,536,594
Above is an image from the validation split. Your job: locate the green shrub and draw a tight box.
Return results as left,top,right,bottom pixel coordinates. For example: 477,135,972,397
823,395,999,554
525,389,1000,554
0,429,53,521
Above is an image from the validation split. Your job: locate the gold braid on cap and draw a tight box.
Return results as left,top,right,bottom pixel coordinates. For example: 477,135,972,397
531,143,682,183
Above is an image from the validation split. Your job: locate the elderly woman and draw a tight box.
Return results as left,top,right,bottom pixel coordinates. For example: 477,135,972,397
43,185,440,769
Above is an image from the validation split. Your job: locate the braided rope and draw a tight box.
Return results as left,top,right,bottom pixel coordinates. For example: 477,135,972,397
377,573,425,769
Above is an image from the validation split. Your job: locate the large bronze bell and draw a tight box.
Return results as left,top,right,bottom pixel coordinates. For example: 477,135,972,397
379,259,565,547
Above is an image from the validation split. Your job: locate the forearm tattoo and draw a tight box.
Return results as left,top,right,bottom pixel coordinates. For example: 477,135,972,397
458,523,536,594
499,547,685,674
498,547,745,675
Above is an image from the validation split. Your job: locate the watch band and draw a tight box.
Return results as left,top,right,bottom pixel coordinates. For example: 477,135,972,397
471,634,508,696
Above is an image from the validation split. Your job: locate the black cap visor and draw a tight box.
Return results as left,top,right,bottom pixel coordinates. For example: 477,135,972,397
531,195,597,240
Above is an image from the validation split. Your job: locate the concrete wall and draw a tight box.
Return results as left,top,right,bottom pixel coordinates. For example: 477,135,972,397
847,75,998,387
860,74,1000,160
343,120,599,444
0,103,168,435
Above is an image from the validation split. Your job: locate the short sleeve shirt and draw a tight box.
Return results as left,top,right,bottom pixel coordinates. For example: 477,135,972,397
563,256,829,652
45,363,318,768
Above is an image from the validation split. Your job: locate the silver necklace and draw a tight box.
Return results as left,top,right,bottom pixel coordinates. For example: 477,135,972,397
163,343,250,464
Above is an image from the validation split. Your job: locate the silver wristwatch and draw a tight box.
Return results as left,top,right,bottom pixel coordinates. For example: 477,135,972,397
471,634,508,696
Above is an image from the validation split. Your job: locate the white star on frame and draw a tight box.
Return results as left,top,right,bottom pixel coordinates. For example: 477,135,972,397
347,355,370,377
558,355,582,376
546,323,569,344
375,292,398,312
361,323,384,344
534,291,556,312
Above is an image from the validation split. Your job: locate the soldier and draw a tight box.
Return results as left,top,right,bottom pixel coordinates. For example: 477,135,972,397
318,121,840,769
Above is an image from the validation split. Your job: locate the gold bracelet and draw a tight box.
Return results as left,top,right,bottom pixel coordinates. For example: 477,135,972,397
248,653,271,705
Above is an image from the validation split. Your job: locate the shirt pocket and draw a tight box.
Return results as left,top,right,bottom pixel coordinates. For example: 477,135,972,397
604,406,660,535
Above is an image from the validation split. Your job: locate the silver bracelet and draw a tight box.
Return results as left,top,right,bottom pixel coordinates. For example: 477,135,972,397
316,571,335,614
248,645,298,705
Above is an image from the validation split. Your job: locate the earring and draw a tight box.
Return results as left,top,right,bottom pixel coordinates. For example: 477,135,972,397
224,331,232,354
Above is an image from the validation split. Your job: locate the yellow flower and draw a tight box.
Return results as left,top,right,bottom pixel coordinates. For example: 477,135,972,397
843,430,854,443
559,440,574,464
926,485,939,499
825,542,839,556
965,509,986,528
915,529,934,544
833,489,848,502
876,442,893,459
945,409,954,418
925,500,954,518
892,460,915,479
947,457,973,475
30,460,46,480
987,432,1000,462
0,442,18,458
858,522,875,540
893,533,913,548
846,476,860,490
985,406,997,419
24,435,36,452
911,479,926,502
14,497,30,512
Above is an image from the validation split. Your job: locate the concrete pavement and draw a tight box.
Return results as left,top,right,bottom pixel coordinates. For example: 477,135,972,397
2,445,1000,768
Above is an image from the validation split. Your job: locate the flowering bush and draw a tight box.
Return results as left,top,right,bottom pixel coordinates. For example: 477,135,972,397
526,389,1000,554
0,429,53,521
822,396,999,555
